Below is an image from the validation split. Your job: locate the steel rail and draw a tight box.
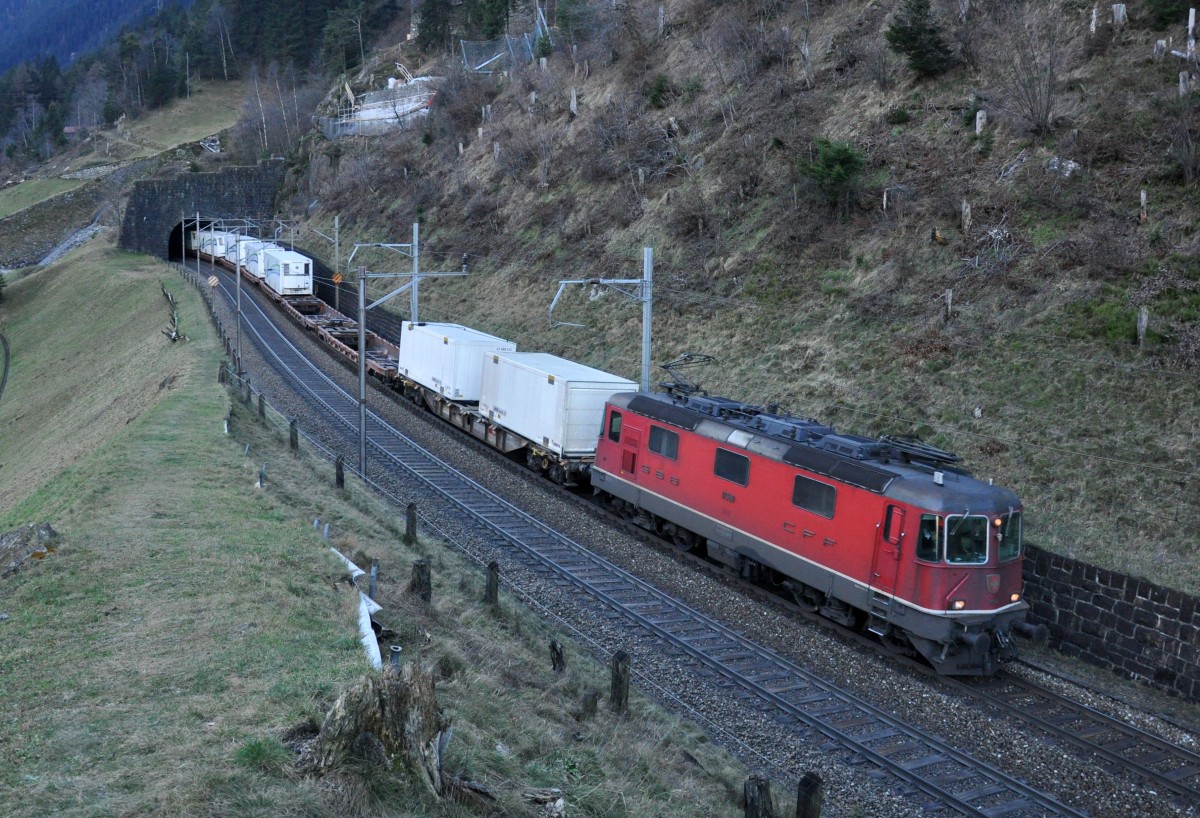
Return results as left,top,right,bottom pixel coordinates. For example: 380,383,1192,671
208,266,1085,817
962,672,1200,805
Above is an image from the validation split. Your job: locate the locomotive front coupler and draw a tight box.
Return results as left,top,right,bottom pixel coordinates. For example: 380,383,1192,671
955,628,992,656
1010,620,1050,642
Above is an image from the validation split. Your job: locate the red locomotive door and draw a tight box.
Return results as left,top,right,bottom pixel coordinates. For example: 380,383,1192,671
870,505,905,595
620,429,641,477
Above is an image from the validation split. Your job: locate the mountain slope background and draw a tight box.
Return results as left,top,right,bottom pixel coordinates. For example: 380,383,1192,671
0,0,166,74
283,0,1200,590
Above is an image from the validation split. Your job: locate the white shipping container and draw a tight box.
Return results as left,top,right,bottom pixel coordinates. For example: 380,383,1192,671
262,247,313,296
243,241,279,279
197,229,234,258
480,352,637,457
224,237,267,274
398,322,515,401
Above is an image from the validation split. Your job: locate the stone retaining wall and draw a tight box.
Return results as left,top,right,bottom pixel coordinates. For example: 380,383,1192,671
1024,545,1199,700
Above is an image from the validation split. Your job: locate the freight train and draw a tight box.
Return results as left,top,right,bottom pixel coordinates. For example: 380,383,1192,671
186,228,1044,675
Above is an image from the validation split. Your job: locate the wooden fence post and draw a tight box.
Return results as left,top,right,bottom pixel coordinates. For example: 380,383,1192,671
257,392,265,418
485,561,500,606
289,418,298,451
581,690,599,720
610,650,630,714
550,640,566,673
744,775,773,818
405,502,418,545
795,772,823,818
410,559,431,602
335,455,345,489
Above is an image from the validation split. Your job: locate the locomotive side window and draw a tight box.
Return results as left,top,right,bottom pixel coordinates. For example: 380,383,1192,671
998,511,1022,562
607,410,622,443
648,426,679,459
714,448,750,486
917,514,943,561
792,475,835,519
946,515,988,564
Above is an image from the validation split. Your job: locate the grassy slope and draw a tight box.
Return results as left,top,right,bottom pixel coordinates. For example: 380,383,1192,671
121,79,249,153
298,0,1200,592
0,178,87,219
0,80,248,215
0,244,752,816
0,243,358,816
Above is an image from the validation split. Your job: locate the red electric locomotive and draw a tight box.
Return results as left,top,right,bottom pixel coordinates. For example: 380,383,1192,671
591,389,1045,675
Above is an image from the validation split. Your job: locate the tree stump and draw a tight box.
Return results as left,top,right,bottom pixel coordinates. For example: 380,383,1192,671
300,663,448,796
744,774,774,818
410,559,432,603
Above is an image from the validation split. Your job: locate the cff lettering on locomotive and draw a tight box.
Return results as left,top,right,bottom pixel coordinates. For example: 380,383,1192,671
590,387,1046,675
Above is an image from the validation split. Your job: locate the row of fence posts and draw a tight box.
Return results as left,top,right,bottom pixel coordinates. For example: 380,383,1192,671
206,273,825,818
382,531,824,818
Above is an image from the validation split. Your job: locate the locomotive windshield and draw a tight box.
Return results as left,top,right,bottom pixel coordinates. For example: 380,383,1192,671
946,515,989,564
998,510,1022,562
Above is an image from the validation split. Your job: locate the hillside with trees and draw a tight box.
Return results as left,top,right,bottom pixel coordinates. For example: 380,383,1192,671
277,0,1199,591
0,0,165,74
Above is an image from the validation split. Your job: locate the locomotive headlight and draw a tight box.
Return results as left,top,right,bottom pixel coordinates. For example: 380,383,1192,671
951,599,966,610
1010,592,1021,603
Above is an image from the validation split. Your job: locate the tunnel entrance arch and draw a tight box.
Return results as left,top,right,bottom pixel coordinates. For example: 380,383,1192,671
118,161,285,260
166,219,215,262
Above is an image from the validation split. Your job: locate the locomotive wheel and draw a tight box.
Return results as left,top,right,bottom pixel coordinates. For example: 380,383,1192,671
669,527,696,552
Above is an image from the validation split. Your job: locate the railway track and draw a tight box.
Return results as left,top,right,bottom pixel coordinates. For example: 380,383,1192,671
638,514,1200,809
960,671,1200,806
198,263,1096,817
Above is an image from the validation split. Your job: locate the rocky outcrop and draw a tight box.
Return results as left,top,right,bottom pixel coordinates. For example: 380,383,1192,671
0,522,58,579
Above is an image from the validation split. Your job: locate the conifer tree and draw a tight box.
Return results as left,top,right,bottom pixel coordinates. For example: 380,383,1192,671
885,0,955,78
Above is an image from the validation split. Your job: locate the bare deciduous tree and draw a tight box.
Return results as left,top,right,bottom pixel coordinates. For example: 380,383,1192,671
986,4,1079,135
1168,97,1200,185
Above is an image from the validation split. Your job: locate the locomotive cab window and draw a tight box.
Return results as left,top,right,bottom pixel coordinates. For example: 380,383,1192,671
917,515,943,562
946,515,988,564
607,410,622,443
792,474,835,519
714,448,750,486
648,426,679,459
998,510,1022,562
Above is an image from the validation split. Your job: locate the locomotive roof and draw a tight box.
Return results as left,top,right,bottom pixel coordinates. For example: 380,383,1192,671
611,392,1020,514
